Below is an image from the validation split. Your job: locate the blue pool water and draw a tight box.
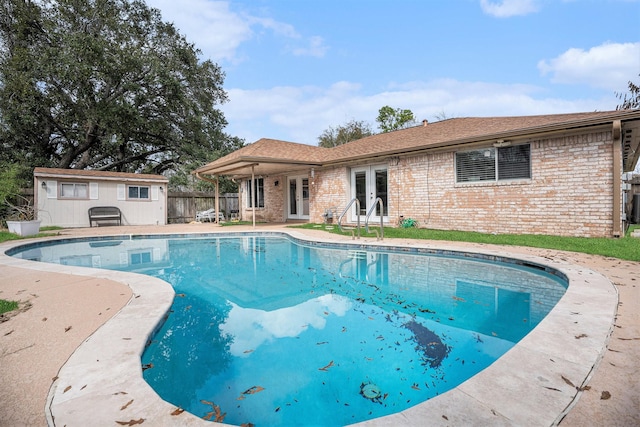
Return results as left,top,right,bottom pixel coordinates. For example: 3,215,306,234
9,233,567,426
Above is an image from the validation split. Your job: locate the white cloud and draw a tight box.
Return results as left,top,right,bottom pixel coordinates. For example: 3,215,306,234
538,42,640,91
145,0,328,62
480,0,539,17
223,78,614,145
145,0,252,62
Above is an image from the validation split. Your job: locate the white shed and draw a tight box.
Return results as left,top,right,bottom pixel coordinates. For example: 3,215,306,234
34,167,169,228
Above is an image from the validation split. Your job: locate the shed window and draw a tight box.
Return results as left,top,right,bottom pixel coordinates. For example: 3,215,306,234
456,144,531,183
60,182,88,199
246,178,264,208
128,185,150,199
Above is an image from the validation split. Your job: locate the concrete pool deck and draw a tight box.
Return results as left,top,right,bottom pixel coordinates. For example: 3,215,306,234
0,223,637,426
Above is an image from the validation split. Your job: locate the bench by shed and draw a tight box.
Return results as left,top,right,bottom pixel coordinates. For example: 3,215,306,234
88,206,122,227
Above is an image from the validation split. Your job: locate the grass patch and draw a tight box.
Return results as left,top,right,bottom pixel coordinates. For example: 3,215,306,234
220,221,264,227
0,226,63,243
0,299,19,315
291,223,640,262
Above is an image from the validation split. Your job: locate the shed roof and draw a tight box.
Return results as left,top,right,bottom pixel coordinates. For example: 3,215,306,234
34,167,168,183
194,110,640,177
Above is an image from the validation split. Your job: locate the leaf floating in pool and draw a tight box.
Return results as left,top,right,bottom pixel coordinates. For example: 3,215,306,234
319,361,335,371
201,400,226,422
142,363,153,371
242,386,265,395
176,293,186,297
316,341,328,345
243,349,254,354
418,307,435,314
452,296,465,302
275,406,280,412
411,383,421,390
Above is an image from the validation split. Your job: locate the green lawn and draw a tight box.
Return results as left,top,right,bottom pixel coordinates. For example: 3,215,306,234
0,226,62,242
291,223,640,262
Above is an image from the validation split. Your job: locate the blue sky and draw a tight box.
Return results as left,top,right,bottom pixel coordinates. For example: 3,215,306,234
145,0,640,146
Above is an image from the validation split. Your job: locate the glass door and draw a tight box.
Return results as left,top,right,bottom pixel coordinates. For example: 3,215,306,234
287,176,309,220
350,165,388,222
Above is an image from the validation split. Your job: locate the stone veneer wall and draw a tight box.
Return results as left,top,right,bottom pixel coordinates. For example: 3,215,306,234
314,130,616,237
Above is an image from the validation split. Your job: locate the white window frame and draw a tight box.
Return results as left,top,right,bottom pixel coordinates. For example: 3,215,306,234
350,164,388,222
246,178,264,208
58,182,89,199
127,185,150,200
455,144,531,183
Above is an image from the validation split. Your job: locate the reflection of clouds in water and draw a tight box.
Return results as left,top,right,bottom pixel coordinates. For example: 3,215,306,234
221,294,352,356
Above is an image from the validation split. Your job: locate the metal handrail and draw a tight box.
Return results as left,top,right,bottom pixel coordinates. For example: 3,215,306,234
364,197,384,241
337,197,361,239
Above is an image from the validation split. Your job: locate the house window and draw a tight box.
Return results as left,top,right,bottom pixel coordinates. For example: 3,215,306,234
456,144,531,183
246,178,264,208
129,250,152,265
59,182,88,199
128,185,150,200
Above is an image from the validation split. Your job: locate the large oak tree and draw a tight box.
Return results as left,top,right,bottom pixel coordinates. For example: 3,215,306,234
0,0,242,181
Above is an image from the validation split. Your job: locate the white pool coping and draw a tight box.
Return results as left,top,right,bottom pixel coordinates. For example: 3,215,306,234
0,229,617,426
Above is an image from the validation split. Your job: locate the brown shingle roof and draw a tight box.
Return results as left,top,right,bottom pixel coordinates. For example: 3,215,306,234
194,110,640,176
34,167,168,182
324,111,639,162
194,138,328,175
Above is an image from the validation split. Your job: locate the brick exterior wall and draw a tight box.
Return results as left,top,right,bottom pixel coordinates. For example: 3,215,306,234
309,166,349,223
239,175,286,222
313,130,617,237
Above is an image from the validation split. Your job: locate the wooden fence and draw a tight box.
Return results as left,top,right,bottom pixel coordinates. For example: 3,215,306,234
167,191,238,223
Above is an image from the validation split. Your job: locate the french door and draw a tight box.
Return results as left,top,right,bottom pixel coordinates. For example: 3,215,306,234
350,165,388,222
287,176,309,220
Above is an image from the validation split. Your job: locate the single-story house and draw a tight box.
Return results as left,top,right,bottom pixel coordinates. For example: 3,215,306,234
34,168,168,228
193,110,640,238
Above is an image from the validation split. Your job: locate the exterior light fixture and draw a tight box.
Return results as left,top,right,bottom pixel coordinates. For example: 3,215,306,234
493,139,511,148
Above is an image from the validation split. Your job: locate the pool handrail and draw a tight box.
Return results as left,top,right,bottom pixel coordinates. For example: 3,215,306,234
364,197,384,241
338,197,360,239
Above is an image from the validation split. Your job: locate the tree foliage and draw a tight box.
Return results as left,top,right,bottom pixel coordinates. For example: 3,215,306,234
0,0,243,183
376,105,416,132
317,119,373,148
616,74,640,110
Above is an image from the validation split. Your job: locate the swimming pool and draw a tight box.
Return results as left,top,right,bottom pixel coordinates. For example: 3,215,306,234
8,232,568,426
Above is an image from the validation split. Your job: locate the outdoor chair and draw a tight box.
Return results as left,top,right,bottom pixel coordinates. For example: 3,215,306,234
195,208,225,222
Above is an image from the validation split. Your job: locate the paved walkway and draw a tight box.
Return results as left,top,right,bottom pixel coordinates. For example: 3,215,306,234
0,224,638,426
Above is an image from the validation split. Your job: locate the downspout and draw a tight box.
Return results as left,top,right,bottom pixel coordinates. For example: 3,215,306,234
195,172,220,226
612,120,622,237
215,176,219,224
251,165,256,228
